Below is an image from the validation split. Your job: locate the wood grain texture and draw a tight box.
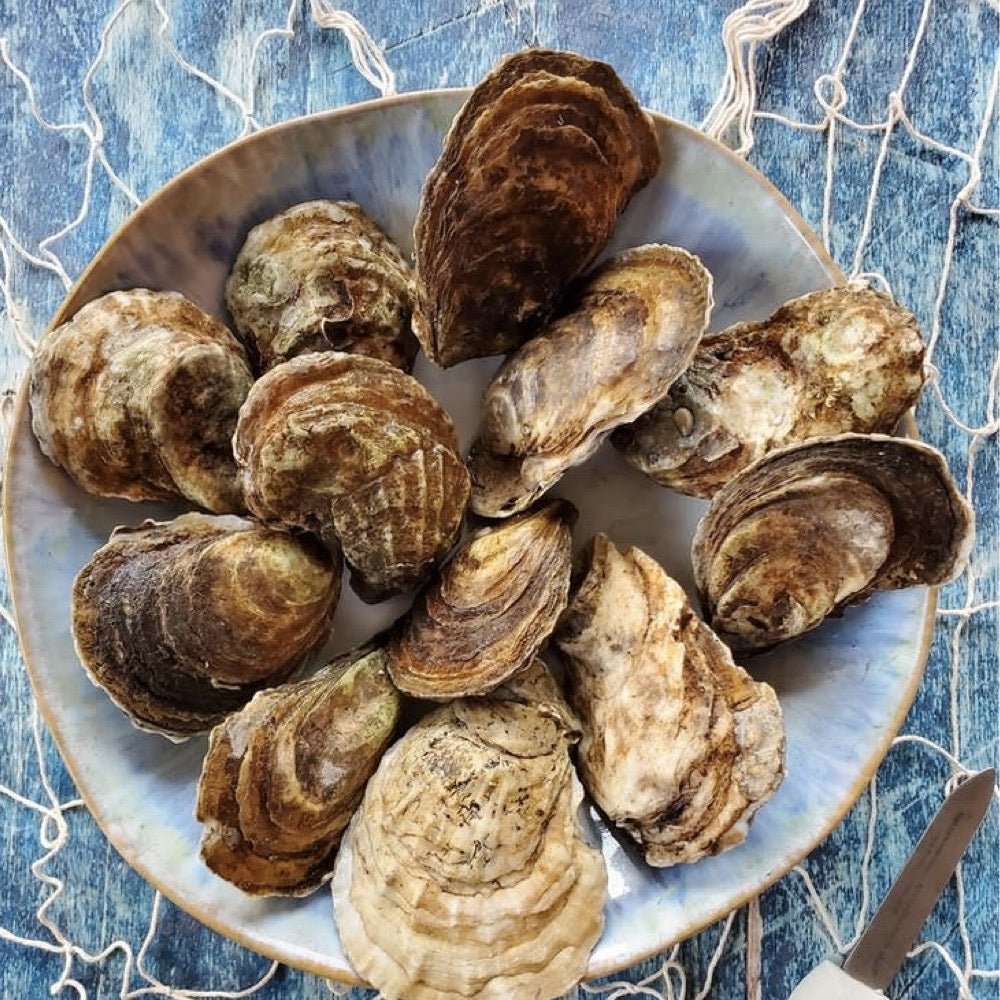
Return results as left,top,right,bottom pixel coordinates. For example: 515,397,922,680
1,1,996,998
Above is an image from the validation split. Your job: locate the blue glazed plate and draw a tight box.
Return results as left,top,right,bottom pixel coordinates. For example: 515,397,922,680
4,91,933,983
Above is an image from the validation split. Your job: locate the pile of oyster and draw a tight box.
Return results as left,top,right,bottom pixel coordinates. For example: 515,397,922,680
27,47,974,1000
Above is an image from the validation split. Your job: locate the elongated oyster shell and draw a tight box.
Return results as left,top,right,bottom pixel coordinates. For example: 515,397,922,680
413,48,660,367
469,244,712,517
692,433,975,650
29,289,254,512
613,284,926,497
71,512,341,740
553,534,784,867
196,645,401,896
332,660,605,1000
386,499,574,698
233,352,470,602
225,200,417,373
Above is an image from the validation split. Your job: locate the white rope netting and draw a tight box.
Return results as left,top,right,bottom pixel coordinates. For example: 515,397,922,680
1,1,996,998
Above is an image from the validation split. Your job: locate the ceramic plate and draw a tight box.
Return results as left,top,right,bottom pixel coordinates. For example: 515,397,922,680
4,90,934,982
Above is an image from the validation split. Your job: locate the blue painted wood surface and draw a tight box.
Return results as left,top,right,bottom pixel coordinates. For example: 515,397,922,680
1,2,996,998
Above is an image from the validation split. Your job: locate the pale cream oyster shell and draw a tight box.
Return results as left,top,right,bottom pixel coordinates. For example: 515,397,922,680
28,288,254,512
225,200,418,373
553,533,785,867
331,660,607,1000
613,283,927,497
468,243,713,517
413,48,660,367
386,499,574,699
692,433,975,651
233,351,471,602
196,645,401,896
70,512,342,740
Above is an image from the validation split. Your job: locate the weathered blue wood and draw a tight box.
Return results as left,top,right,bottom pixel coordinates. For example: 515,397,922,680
1,1,996,998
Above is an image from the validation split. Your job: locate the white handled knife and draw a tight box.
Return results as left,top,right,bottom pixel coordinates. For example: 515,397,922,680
788,767,995,1000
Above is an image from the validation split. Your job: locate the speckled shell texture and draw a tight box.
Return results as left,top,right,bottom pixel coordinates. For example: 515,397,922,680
196,646,400,897
386,499,574,699
233,351,471,602
70,512,342,740
468,243,712,517
692,433,975,650
331,661,606,1000
614,284,926,497
412,48,660,367
28,288,254,512
554,534,784,867
225,200,418,373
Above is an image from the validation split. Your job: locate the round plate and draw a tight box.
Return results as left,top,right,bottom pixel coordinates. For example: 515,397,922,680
4,90,933,982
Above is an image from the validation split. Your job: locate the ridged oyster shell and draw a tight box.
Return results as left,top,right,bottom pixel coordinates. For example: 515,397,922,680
554,534,784,867
413,48,660,367
29,288,253,512
692,433,975,650
614,284,926,497
332,661,606,1000
225,200,418,373
71,513,341,740
196,645,401,896
233,352,470,602
469,244,712,517
386,499,574,699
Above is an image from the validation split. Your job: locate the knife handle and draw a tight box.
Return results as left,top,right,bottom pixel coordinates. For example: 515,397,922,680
788,960,885,1000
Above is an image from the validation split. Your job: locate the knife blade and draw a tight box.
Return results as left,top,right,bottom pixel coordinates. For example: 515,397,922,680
788,767,995,1000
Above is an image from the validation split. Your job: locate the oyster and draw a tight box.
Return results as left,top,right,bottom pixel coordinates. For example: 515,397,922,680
196,645,401,896
553,534,784,867
225,200,418,373
469,244,712,517
412,48,660,367
692,433,975,650
71,512,341,740
234,352,470,602
332,660,606,1000
386,499,574,699
28,289,254,513
614,284,926,497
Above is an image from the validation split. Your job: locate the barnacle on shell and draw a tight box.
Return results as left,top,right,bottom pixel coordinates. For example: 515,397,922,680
412,48,661,367
553,534,784,867
225,200,417,373
29,288,253,512
71,512,341,740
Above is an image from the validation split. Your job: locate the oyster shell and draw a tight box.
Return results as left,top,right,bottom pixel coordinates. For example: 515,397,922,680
692,433,975,650
469,244,712,517
71,512,341,740
386,499,574,699
225,200,418,373
332,660,606,1000
553,534,784,867
412,48,660,367
29,288,253,512
196,645,401,896
233,352,470,602
614,284,926,497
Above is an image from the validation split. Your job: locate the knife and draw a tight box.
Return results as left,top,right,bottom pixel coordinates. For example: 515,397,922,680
788,767,995,1000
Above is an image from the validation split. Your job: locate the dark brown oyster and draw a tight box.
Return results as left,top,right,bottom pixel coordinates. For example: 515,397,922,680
233,352,470,602
692,433,975,650
614,284,927,497
29,288,253,512
386,500,574,699
196,645,401,896
71,512,341,740
225,200,418,373
553,534,784,867
468,244,712,517
412,48,661,367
